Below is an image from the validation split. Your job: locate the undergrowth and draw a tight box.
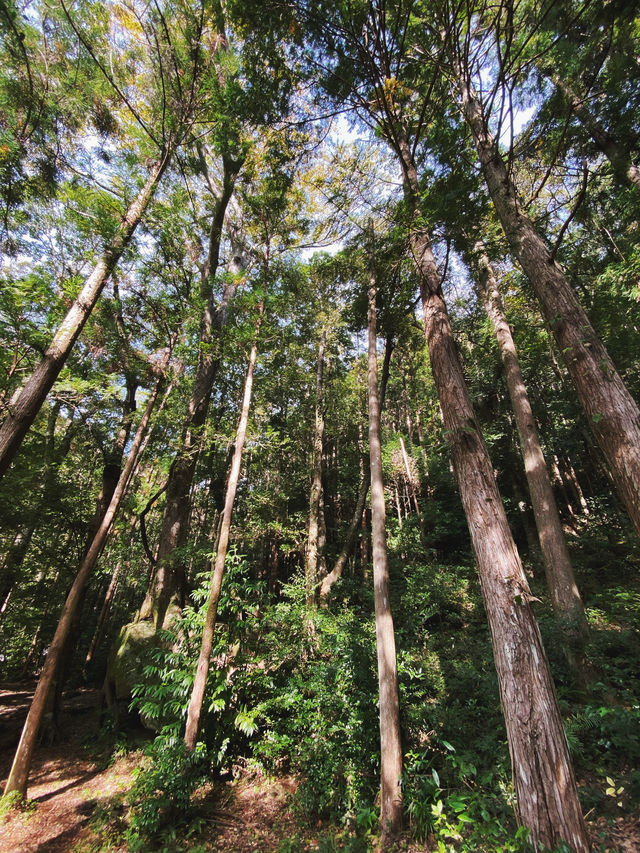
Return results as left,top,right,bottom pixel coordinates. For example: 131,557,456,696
103,526,640,852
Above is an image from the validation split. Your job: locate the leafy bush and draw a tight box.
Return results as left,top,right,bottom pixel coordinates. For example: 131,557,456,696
244,576,381,824
403,741,531,852
130,549,260,763
126,736,208,845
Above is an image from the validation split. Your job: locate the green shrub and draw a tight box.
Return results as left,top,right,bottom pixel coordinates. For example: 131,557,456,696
403,741,531,852
247,579,381,823
130,549,260,763
126,736,208,845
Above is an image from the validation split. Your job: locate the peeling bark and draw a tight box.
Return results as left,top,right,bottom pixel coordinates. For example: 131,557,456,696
393,125,589,851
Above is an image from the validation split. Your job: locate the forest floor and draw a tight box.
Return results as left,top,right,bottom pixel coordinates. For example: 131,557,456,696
0,683,639,852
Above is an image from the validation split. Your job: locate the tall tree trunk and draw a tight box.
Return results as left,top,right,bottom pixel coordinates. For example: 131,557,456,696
0,154,170,479
305,331,326,606
47,375,139,733
140,155,243,628
367,243,403,838
184,304,263,750
554,76,640,189
2,372,167,799
470,242,587,636
456,73,640,538
320,340,393,602
393,128,589,852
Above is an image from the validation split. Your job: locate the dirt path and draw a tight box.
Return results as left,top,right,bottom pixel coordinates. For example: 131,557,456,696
0,684,309,853
0,684,138,852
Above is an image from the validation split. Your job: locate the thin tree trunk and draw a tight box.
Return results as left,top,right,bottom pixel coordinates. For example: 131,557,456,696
140,155,243,628
320,471,370,601
399,436,424,535
21,570,60,677
0,407,75,628
394,126,589,852
184,304,263,751
318,482,327,574
555,76,640,189
360,508,370,580
456,73,640,539
367,239,403,838
393,484,403,525
0,526,34,626
0,154,170,479
561,456,590,516
83,551,125,675
320,338,392,602
413,406,432,496
305,331,326,606
510,471,543,568
268,532,280,594
471,242,587,634
47,377,139,734
3,372,167,799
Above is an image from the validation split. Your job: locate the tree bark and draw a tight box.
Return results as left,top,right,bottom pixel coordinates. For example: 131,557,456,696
0,154,170,479
471,242,587,636
83,562,121,675
83,509,140,676
320,337,393,602
393,124,589,851
140,155,243,628
456,73,640,539
305,331,326,606
47,375,139,733
367,240,403,838
3,370,167,799
184,304,263,751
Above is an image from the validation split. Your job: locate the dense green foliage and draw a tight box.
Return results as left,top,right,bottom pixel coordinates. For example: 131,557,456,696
1,0,640,849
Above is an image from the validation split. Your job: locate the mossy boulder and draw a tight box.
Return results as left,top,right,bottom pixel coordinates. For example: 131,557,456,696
106,604,183,730
107,618,163,702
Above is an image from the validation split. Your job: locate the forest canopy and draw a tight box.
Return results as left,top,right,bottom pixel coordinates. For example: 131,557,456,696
1,1,639,851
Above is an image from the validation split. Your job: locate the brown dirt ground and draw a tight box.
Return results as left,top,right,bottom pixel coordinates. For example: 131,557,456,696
1,684,639,852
